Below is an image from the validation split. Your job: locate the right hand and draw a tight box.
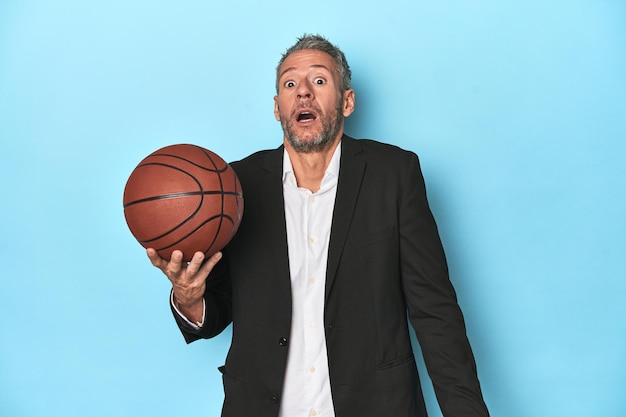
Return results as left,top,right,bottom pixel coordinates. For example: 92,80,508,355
147,248,223,323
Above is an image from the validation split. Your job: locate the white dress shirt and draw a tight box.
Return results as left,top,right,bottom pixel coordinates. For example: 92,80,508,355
280,145,340,417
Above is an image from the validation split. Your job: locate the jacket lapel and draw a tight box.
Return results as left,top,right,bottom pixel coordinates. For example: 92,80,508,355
261,139,366,302
325,136,366,300
261,146,293,303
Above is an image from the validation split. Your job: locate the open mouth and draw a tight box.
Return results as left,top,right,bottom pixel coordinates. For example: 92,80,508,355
296,110,317,122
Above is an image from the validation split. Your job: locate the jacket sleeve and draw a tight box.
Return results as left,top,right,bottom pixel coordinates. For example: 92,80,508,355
399,153,490,416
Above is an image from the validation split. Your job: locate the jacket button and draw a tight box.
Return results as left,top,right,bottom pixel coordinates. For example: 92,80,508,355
270,395,280,404
278,337,288,347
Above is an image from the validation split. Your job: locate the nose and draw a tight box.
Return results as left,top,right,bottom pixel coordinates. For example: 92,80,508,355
296,80,314,100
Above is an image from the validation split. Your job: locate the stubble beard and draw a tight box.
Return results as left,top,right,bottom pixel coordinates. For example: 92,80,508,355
281,100,344,154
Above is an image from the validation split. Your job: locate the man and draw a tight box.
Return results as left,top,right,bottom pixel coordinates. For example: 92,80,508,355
148,34,489,417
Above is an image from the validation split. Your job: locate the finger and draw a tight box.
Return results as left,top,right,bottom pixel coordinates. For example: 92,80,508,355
147,248,166,269
168,250,185,276
200,251,223,276
185,251,206,276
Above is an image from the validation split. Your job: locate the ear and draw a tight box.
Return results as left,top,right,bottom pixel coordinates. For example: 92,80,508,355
342,89,355,117
273,96,281,121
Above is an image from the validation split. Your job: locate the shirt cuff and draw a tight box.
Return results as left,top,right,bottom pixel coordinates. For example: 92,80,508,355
170,290,205,329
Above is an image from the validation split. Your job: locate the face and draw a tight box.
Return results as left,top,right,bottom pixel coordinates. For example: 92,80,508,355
274,49,355,153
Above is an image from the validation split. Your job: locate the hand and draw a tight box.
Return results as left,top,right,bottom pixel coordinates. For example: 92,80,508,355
147,248,223,323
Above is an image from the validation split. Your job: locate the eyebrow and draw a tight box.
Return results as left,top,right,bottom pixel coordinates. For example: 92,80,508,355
279,64,332,80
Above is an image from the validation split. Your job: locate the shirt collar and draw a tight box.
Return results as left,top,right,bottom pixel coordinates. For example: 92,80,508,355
282,141,342,188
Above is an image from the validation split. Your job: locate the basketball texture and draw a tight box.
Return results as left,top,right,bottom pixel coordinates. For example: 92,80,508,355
123,144,243,262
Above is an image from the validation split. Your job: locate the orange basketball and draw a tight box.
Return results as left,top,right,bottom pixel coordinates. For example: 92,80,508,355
123,144,243,262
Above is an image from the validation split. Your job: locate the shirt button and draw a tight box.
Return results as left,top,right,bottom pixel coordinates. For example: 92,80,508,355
310,411,318,416
308,237,314,244
278,337,288,347
308,277,316,284
309,196,315,203
309,366,316,373
270,395,280,404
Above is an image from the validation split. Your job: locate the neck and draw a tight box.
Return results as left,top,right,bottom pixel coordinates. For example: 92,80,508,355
285,135,341,193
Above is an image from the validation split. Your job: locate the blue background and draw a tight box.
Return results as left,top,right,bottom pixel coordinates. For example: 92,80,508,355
1,1,625,416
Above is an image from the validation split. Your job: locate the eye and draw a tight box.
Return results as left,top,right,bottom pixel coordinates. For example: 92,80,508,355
284,80,296,88
314,77,326,85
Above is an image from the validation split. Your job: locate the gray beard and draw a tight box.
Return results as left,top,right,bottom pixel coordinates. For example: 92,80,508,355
282,103,344,154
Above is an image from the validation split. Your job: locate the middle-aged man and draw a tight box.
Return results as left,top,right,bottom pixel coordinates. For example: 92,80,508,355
148,34,490,417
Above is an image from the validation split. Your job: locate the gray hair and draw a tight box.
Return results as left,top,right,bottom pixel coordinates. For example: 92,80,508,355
275,34,352,93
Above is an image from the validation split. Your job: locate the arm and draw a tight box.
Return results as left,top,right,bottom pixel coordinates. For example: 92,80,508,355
399,154,489,416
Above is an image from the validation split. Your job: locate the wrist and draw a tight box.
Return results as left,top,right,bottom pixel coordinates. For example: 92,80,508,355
172,293,204,325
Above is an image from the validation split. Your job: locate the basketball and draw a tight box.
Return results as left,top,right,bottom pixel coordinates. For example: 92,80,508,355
123,144,244,262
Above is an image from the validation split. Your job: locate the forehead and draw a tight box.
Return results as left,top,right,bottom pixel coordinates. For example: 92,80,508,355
278,49,337,79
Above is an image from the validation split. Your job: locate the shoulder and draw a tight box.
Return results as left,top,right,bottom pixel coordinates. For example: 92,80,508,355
343,135,419,169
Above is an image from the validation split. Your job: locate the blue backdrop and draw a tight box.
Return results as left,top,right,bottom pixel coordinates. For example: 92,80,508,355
1,1,624,416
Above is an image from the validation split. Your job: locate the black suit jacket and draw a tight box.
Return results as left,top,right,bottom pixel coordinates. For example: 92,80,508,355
174,136,489,417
